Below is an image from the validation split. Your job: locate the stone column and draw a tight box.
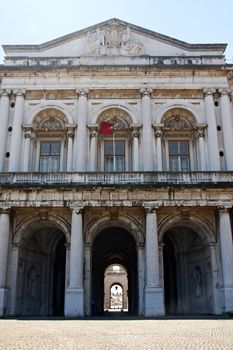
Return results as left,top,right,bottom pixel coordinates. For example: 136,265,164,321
196,124,207,171
9,90,25,172
0,90,10,172
22,127,32,172
88,125,98,171
153,124,163,171
8,244,20,316
140,88,153,171
65,208,84,317
144,206,164,316
219,207,233,312
66,127,75,172
137,244,145,316
84,244,92,316
219,89,233,170
0,209,10,316
203,89,220,171
76,89,89,171
131,125,141,171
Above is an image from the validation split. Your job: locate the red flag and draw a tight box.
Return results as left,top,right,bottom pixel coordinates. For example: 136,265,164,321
99,121,113,135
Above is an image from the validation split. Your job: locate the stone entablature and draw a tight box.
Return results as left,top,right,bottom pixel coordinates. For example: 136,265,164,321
3,55,225,67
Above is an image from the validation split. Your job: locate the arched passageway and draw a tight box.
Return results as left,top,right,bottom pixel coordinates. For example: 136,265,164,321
92,227,137,315
104,265,128,311
163,226,212,315
16,225,66,316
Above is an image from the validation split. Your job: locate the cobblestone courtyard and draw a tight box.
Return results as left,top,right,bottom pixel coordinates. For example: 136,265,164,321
0,318,233,350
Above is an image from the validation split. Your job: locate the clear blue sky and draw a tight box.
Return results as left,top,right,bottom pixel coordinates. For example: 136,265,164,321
0,0,233,63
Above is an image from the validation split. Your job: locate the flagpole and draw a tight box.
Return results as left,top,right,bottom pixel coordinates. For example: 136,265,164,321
113,129,116,171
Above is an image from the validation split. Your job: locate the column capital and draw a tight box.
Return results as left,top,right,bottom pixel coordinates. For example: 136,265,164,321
71,206,84,214
66,124,76,138
13,89,26,97
22,125,33,139
218,206,232,213
140,87,153,96
196,123,207,138
203,88,216,97
87,124,98,138
130,124,141,138
0,89,11,97
76,88,89,97
143,201,163,212
0,208,10,215
152,124,163,137
218,88,231,97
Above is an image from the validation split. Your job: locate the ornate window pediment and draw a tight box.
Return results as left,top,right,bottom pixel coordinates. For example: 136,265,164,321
33,109,68,131
97,108,132,131
162,108,196,131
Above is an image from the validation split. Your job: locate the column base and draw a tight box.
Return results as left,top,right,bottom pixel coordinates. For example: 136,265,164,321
0,288,8,317
223,287,233,313
144,286,164,316
65,287,84,317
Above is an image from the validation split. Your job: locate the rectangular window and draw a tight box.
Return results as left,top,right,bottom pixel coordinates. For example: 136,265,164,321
168,141,190,171
39,141,61,172
104,141,125,171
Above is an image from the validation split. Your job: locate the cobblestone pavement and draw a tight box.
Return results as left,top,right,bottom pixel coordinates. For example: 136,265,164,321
0,317,233,350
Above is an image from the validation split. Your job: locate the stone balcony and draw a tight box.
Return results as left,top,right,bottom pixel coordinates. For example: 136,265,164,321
0,172,233,188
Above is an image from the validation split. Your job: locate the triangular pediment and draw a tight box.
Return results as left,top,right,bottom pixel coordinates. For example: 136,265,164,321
3,18,226,61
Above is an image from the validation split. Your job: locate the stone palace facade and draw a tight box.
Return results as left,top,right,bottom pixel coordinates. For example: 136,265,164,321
0,18,233,317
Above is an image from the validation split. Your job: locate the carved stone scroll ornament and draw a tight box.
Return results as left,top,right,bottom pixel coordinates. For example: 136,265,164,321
86,21,144,56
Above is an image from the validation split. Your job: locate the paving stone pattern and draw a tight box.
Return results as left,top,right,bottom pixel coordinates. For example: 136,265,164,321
0,318,233,350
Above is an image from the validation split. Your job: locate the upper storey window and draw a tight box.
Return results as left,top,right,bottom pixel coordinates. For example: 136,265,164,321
161,108,197,171
97,108,132,172
168,140,190,171
39,141,61,172
104,140,125,171
32,109,69,172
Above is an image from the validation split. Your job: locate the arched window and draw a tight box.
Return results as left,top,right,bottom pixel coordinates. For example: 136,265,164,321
161,108,197,171
97,108,132,171
31,109,70,172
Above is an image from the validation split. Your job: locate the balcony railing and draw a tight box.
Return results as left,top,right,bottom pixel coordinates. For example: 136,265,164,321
1,172,233,187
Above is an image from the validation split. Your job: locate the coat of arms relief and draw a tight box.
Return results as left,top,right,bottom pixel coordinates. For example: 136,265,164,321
86,20,144,56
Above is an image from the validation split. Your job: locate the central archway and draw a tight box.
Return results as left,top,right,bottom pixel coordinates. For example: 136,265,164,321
92,227,138,315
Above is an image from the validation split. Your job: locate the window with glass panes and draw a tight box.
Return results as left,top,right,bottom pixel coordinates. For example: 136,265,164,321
168,140,190,171
104,141,125,171
39,141,61,172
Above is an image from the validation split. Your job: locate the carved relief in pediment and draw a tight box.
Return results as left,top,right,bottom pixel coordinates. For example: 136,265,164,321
86,20,144,56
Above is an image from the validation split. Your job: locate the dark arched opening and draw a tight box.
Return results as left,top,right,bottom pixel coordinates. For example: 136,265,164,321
92,227,137,315
163,226,211,315
16,227,66,316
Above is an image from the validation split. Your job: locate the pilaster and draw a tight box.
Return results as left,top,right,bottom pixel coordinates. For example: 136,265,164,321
88,124,98,171
0,90,11,172
9,90,25,172
219,89,233,170
203,89,220,171
196,123,207,171
76,89,89,171
140,88,153,171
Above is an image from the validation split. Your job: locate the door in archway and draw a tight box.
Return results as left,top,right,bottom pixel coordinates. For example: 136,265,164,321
92,227,138,315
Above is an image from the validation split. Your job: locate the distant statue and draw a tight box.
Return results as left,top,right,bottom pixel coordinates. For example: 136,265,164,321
192,266,202,297
27,266,37,297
